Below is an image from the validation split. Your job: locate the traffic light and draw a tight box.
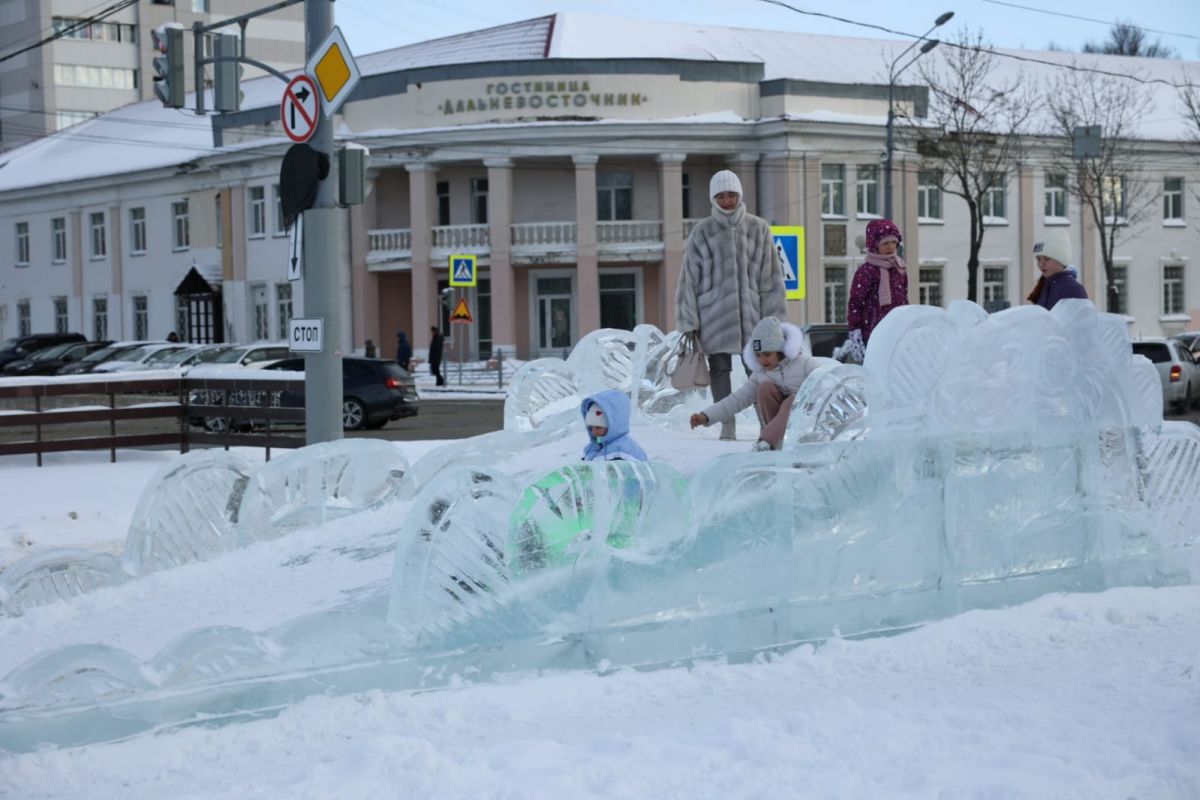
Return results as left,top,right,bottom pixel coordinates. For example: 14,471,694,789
213,33,243,113
152,24,185,109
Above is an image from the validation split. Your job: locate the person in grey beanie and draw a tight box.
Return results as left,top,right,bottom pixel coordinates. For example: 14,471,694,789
675,169,787,441
689,316,817,451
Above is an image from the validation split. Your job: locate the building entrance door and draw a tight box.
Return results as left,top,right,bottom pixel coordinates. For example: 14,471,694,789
535,276,573,357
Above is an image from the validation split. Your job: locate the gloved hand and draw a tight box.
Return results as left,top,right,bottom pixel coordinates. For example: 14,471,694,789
834,329,866,364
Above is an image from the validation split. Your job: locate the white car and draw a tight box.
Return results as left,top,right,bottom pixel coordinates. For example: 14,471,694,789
1132,337,1200,414
194,343,292,371
90,343,192,373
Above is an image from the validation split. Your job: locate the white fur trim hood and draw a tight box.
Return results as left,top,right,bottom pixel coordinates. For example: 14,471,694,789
741,321,804,372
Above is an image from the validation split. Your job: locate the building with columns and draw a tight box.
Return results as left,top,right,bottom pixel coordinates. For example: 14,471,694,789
1,13,1198,360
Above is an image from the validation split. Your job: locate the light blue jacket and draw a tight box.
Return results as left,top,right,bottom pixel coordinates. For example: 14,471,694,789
580,389,648,462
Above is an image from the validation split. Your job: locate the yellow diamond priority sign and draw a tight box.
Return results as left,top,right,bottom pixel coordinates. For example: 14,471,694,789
305,26,360,118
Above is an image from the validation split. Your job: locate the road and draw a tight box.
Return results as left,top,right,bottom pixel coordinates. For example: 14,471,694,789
348,397,503,441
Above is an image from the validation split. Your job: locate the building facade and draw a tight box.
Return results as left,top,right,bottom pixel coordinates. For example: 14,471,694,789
0,0,304,151
0,14,1197,360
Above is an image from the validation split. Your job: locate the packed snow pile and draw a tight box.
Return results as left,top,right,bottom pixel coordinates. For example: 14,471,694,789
0,299,1195,753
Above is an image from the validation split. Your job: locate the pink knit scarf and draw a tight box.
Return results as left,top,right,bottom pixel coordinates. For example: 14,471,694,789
865,252,907,307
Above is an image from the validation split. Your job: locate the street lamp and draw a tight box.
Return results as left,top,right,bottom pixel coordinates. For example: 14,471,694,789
884,11,954,222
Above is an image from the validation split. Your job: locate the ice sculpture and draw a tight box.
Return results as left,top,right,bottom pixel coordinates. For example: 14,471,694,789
236,439,412,542
124,449,255,573
1,301,1197,754
0,551,126,617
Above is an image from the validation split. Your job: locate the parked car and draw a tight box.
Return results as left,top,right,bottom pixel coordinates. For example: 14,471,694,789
56,340,164,375
1170,331,1200,358
801,323,850,359
203,343,292,369
90,343,193,373
267,357,419,430
1,340,111,376
0,332,86,369
143,344,236,373
1132,337,1200,414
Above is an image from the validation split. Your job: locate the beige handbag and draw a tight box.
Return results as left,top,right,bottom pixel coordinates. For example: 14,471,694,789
669,333,710,390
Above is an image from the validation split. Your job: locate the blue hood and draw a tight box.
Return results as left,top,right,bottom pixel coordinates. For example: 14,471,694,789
580,389,647,461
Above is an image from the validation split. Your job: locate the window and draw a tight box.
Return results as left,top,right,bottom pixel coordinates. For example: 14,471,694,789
89,211,106,258
436,181,450,226
1109,264,1128,315
252,284,270,341
821,164,846,217
681,173,692,219
1163,264,1185,315
1102,175,1127,220
17,299,31,336
172,200,190,250
983,266,1008,311
272,184,286,234
919,267,943,307
599,272,638,330
191,0,210,11
54,297,69,333
856,165,879,217
92,296,108,341
15,222,29,266
130,206,147,253
476,277,493,358
52,64,137,89
597,172,633,221
471,178,489,224
824,265,848,323
275,283,293,340
133,295,148,340
248,186,266,237
51,217,66,263
918,171,942,221
1045,173,1068,219
982,173,1007,221
1164,178,1184,222
52,17,136,43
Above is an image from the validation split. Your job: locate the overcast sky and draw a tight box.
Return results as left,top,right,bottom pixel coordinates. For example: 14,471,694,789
332,0,1200,60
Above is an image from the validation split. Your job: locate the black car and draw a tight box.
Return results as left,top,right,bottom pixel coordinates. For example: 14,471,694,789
801,323,850,359
2,340,112,376
268,357,419,430
0,332,86,368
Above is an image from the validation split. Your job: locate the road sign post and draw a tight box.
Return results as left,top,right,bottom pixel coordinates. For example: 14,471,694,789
449,254,477,287
301,0,341,445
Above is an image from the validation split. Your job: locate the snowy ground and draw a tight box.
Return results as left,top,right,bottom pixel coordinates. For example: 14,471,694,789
1,422,1199,798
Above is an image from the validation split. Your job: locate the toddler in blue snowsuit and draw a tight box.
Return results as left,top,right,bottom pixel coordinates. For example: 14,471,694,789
580,389,647,462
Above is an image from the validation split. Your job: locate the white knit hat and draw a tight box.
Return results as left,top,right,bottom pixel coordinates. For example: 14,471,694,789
709,170,743,199
750,317,786,354
1033,228,1071,267
584,404,606,427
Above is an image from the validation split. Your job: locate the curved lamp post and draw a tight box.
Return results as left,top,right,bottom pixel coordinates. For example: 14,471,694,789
884,11,954,222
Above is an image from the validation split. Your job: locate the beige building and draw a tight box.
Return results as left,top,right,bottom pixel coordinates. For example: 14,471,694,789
0,13,1198,360
0,0,304,151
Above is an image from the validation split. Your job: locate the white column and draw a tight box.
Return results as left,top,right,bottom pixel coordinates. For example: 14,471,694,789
658,153,686,332
574,155,600,337
486,157,517,357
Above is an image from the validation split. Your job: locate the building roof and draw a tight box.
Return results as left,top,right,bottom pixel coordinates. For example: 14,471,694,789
0,12,1196,196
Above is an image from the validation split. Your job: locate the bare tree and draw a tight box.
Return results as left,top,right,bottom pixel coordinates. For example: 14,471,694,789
1083,22,1176,59
904,30,1035,302
1044,67,1156,312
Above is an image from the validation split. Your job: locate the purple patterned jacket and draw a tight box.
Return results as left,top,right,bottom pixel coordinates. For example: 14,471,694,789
847,262,908,344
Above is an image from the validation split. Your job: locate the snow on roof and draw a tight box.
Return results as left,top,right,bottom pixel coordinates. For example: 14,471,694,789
0,12,1196,196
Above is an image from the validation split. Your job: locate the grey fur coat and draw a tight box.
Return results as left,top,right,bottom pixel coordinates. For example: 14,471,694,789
675,201,788,355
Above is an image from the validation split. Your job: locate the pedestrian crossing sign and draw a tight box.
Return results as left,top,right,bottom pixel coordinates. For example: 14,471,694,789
449,253,477,287
770,226,806,300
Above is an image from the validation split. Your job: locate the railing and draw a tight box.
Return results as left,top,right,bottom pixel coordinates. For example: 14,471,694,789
432,224,489,252
511,221,577,250
366,228,412,264
0,374,306,465
597,219,663,245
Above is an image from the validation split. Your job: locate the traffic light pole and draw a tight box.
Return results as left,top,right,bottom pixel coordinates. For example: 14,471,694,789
302,0,342,444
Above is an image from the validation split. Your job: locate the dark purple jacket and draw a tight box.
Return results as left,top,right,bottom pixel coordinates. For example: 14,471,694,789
1035,270,1088,310
847,262,908,344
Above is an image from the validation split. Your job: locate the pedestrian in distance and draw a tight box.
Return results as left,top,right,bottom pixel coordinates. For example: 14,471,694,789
689,316,818,452
1027,229,1088,310
428,325,445,387
841,218,908,363
580,389,647,462
395,330,412,372
166,331,180,343
675,169,788,441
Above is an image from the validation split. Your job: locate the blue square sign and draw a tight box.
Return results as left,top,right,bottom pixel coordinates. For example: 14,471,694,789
770,226,805,300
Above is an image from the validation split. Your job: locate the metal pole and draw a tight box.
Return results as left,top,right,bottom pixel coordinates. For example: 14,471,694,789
884,80,896,222
303,0,342,444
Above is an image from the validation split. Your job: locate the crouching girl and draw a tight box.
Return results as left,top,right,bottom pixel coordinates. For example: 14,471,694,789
689,317,817,452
